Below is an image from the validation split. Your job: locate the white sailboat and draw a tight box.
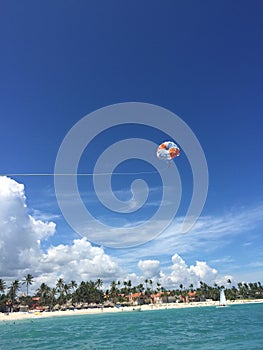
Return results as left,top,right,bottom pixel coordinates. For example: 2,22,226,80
218,288,227,307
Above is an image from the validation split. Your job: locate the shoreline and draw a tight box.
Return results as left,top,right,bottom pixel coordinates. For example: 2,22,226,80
1,299,263,322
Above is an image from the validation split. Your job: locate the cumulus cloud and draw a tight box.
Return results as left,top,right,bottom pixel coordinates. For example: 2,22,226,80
37,237,121,286
136,254,218,289
158,254,218,289
138,259,160,278
0,177,120,288
0,177,56,277
0,176,242,292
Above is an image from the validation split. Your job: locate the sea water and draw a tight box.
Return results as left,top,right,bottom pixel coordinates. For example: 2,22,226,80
0,303,262,350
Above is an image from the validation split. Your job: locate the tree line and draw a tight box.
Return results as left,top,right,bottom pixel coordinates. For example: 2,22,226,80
0,275,262,312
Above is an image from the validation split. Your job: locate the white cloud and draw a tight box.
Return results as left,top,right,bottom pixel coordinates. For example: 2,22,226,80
138,260,160,278
188,261,217,283
0,177,121,288
30,209,61,222
210,256,234,264
134,254,219,290
115,204,263,264
1,176,261,292
0,177,56,277
37,237,121,286
0,176,26,199
158,254,218,289
215,275,234,287
1,176,219,291
29,215,56,240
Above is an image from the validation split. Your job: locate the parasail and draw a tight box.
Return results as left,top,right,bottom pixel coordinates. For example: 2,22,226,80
156,141,180,161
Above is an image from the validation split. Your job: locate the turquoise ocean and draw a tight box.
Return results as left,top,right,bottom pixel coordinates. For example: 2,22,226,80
1,303,262,350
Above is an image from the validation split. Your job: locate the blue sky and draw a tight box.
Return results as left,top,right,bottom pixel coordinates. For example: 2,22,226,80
0,0,262,290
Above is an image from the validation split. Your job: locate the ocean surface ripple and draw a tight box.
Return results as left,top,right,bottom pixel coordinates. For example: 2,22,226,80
0,303,262,350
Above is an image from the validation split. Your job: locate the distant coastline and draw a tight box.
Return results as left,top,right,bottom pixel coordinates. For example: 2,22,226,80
1,299,263,322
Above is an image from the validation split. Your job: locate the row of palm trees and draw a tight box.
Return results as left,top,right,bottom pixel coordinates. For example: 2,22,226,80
0,274,33,312
0,274,34,306
0,275,262,312
34,278,105,309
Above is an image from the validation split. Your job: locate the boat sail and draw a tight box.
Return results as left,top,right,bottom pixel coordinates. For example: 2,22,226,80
219,288,227,307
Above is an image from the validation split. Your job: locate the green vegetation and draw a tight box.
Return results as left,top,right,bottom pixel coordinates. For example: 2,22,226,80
0,276,262,312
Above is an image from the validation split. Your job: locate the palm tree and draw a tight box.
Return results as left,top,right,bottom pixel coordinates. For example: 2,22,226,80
109,281,117,304
56,278,65,291
149,279,153,293
125,280,132,299
230,286,238,300
227,279,232,292
0,279,6,295
96,279,103,290
49,288,57,309
36,283,51,306
69,280,77,291
75,281,87,303
137,283,144,293
56,278,65,304
123,280,128,294
64,283,70,301
160,286,166,293
257,282,263,298
8,280,20,310
237,282,243,296
22,274,34,296
189,283,194,292
67,280,77,300
144,279,149,292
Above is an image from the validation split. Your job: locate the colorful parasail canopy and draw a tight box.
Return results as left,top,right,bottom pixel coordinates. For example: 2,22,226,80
156,141,180,161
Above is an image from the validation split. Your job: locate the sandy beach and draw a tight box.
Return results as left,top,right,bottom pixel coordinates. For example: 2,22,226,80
1,299,263,322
